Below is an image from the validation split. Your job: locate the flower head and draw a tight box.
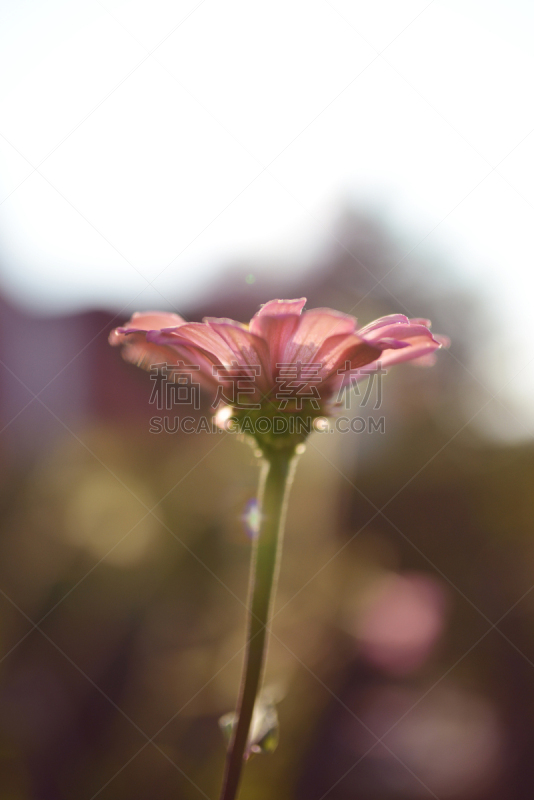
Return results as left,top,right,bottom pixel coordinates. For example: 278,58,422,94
110,300,446,420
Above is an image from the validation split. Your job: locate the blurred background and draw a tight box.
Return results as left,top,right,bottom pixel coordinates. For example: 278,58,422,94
1,1,534,798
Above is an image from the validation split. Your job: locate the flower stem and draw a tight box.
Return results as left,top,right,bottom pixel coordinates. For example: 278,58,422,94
219,446,298,800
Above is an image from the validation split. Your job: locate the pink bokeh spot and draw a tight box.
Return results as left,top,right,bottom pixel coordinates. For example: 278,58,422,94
355,572,449,675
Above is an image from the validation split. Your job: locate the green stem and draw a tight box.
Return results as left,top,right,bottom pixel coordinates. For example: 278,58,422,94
219,446,298,800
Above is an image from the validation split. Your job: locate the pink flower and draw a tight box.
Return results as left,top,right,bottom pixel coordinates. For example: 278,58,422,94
109,299,446,413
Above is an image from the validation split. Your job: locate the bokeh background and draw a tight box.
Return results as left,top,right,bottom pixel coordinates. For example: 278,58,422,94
1,1,534,798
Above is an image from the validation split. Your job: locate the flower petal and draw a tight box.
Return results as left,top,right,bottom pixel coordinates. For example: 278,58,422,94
378,336,444,367
409,317,432,327
151,322,233,366
284,309,358,365
357,314,410,336
316,333,383,376
205,319,273,392
109,310,186,344
365,323,440,345
127,310,186,329
108,311,188,370
255,298,307,317
249,313,301,373
112,333,183,371
346,334,446,386
434,333,451,349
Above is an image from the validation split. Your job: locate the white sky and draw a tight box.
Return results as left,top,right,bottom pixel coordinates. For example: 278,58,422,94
0,0,533,434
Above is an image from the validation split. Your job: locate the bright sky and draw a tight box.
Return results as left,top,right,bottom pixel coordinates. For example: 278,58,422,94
0,0,533,432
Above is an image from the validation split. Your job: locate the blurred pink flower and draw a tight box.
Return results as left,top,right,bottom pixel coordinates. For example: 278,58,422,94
109,299,446,412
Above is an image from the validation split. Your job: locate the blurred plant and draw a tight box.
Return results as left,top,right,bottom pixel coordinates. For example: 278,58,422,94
110,298,445,800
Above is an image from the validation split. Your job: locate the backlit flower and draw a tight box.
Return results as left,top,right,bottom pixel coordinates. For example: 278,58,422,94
109,299,446,417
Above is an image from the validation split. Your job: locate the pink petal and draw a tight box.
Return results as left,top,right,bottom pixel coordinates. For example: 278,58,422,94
108,311,189,369
346,335,445,385
378,337,443,367
411,352,440,367
316,333,383,377
284,308,358,365
371,338,411,350
151,322,233,366
365,323,439,344
111,332,183,372
109,311,186,346
205,319,273,392
434,333,451,348
255,298,307,317
357,314,410,336
127,310,186,329
249,313,301,373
